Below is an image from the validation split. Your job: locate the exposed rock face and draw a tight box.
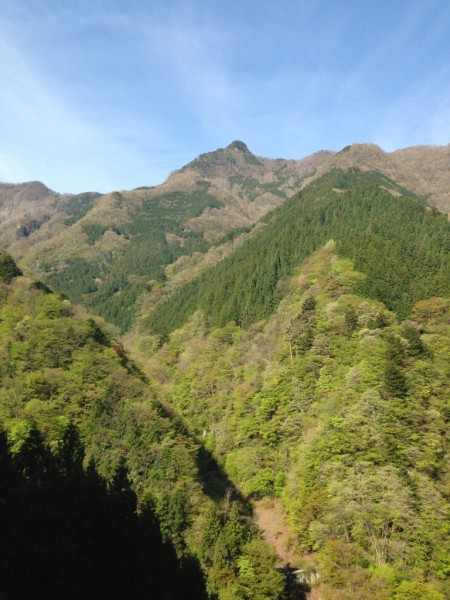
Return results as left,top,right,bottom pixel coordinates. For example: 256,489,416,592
292,569,320,587
180,145,335,241
282,566,321,600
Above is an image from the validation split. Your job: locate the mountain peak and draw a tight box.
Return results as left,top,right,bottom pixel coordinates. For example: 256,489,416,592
180,140,262,177
225,140,251,153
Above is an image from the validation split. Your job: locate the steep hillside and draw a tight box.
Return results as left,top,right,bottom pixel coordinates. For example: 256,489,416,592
123,165,450,598
0,181,101,256
142,168,450,341
317,143,450,213
179,141,333,241
0,142,331,331
1,142,449,334
0,427,207,600
0,252,285,600
134,243,450,599
2,139,450,599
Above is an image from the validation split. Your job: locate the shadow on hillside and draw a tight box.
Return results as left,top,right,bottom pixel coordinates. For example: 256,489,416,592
196,444,251,511
0,426,208,600
281,566,310,600
160,405,252,511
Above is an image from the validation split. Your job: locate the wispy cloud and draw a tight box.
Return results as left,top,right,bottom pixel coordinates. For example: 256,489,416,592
372,64,450,150
137,9,245,140
0,36,93,140
0,10,178,192
1,0,450,191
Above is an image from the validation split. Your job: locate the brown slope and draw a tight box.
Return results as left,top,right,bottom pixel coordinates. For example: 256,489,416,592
313,142,450,213
2,141,333,271
0,181,58,250
0,181,103,264
182,143,334,241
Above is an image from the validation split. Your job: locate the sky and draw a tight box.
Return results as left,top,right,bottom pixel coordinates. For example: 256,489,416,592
1,0,450,194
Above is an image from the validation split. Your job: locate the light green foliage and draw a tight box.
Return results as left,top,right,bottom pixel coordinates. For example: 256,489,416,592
4,167,450,598
234,539,285,599
225,447,275,498
146,243,450,597
394,580,446,600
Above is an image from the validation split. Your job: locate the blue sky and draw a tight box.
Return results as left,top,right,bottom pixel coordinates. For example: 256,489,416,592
1,0,450,193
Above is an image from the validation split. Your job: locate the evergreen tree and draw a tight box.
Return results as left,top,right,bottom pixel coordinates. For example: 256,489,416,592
383,361,408,398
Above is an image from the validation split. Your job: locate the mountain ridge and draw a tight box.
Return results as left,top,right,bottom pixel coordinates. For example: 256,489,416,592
316,142,450,212
0,141,449,332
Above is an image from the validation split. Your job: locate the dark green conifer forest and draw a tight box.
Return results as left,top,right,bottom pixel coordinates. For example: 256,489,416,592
44,186,222,330
145,170,450,338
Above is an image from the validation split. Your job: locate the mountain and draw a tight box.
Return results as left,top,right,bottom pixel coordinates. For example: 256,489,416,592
0,181,101,255
137,241,450,599
1,141,450,598
0,142,449,333
322,143,450,214
0,142,332,331
177,141,333,241
141,168,450,340
125,165,450,598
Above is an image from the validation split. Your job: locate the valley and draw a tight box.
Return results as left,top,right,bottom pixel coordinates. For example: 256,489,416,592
0,141,449,599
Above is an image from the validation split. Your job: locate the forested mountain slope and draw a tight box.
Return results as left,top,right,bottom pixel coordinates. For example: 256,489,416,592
142,168,450,342
0,253,285,600
0,181,101,257
0,143,331,331
123,165,450,598
136,243,450,599
0,427,207,600
320,143,450,214
1,142,449,335
1,139,450,600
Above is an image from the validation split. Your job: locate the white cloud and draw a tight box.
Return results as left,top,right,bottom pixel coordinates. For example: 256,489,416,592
371,61,450,150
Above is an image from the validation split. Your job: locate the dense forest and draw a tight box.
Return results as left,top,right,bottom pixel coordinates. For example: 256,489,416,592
0,256,285,599
0,425,207,600
141,243,449,599
43,185,222,330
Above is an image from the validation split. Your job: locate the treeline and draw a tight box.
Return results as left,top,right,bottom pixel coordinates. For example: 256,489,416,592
145,169,450,338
